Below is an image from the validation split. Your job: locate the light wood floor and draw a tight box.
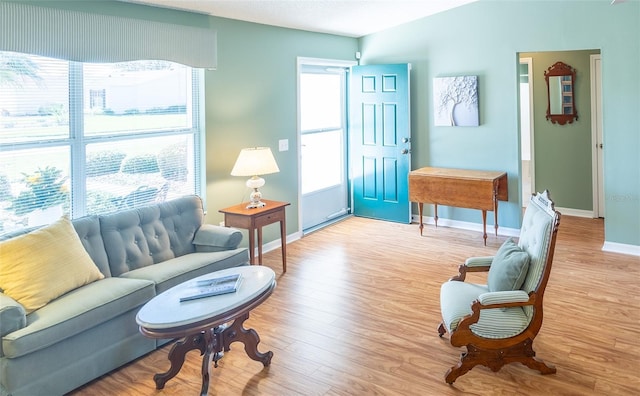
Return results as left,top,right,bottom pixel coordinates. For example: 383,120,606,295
70,215,640,395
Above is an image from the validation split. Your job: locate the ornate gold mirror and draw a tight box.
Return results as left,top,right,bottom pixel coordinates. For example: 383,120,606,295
544,61,578,125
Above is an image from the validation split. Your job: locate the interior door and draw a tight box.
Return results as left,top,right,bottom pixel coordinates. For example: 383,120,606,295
349,64,411,223
591,54,605,218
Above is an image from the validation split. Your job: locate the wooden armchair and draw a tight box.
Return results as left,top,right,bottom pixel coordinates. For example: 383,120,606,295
437,190,561,384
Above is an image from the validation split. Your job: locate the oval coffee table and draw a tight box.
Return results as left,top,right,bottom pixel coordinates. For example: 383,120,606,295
136,266,276,396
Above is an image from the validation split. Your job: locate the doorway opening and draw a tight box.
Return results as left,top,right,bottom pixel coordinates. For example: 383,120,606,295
517,50,602,218
519,57,534,208
297,58,355,234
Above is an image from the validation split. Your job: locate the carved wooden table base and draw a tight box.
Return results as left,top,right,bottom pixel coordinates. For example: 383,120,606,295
154,312,272,396
136,267,277,396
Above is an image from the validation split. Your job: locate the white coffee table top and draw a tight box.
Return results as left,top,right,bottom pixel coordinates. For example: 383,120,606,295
136,266,276,330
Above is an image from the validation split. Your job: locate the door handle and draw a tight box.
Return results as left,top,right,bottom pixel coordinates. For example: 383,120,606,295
402,137,410,143
401,148,410,155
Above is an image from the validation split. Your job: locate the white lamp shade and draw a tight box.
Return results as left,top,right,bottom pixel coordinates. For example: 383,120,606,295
231,147,280,176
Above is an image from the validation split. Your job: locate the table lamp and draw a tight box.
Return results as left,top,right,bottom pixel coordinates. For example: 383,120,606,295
231,147,280,208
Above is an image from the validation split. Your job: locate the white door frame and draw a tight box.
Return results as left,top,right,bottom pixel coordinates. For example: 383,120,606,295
590,54,604,218
296,57,357,234
520,57,535,206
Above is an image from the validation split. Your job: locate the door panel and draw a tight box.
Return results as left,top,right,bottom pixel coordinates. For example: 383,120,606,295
350,64,411,223
383,157,398,201
383,103,398,145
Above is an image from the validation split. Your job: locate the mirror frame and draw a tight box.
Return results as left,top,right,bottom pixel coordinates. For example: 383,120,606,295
544,61,578,125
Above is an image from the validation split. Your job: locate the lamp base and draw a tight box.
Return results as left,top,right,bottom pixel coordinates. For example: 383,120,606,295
246,187,267,209
246,201,266,209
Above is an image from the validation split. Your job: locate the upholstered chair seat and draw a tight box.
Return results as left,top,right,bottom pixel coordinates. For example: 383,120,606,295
440,282,531,339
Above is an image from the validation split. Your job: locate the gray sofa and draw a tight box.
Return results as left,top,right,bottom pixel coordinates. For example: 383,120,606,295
0,195,249,396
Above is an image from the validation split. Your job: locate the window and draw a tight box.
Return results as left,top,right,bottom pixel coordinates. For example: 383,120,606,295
300,71,344,194
0,51,202,235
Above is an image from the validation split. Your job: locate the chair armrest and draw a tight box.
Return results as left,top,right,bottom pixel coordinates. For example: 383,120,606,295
450,256,494,281
478,290,530,307
449,290,536,347
193,224,243,252
465,256,494,268
0,292,27,338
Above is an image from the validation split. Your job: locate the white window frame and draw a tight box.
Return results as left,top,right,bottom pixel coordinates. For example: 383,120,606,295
0,55,204,225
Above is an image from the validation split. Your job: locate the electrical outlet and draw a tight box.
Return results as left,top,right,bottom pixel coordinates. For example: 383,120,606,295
279,139,289,151
219,221,225,227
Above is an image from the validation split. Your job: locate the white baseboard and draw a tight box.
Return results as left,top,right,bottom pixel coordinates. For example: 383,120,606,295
410,214,640,257
556,206,594,218
602,241,640,257
410,215,520,238
554,208,640,256
256,231,302,259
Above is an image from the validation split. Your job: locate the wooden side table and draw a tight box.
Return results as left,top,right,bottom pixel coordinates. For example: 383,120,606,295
219,199,290,272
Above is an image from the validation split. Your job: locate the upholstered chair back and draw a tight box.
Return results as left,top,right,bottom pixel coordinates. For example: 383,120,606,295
517,192,559,319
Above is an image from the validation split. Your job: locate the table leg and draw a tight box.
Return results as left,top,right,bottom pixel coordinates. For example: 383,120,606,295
494,199,499,236
481,209,488,246
280,219,287,272
418,202,424,236
154,332,207,389
248,227,256,265
257,227,263,265
222,312,273,367
434,204,439,228
199,328,217,396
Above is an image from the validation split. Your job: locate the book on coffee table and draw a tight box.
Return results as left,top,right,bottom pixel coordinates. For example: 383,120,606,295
180,274,242,302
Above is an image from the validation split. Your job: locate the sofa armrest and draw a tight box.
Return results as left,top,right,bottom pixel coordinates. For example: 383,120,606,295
0,292,27,338
193,224,243,252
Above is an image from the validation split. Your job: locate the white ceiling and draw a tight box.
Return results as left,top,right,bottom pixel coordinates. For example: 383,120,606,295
126,0,478,38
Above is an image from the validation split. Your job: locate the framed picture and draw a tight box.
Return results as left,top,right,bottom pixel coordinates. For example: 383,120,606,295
433,75,479,127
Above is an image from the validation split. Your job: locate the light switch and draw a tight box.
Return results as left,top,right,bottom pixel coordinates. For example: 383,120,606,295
279,139,289,152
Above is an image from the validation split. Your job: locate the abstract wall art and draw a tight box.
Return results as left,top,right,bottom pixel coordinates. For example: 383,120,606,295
433,75,479,127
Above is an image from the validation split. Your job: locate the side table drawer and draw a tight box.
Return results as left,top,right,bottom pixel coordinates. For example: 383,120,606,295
254,210,285,228
223,213,252,229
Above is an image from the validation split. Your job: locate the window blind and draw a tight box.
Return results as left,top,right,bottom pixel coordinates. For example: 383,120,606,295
0,2,217,69
0,52,202,234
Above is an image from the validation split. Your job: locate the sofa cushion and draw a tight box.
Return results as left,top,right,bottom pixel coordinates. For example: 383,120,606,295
1,277,155,358
120,248,249,293
487,238,530,292
72,215,111,277
100,195,204,276
0,216,104,313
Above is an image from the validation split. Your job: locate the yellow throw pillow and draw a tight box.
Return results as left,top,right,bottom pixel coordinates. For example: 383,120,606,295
0,216,104,313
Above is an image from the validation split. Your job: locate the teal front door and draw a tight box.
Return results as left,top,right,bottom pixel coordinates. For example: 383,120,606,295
349,64,411,223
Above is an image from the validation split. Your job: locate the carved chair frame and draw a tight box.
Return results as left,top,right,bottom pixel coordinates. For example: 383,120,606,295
437,191,561,384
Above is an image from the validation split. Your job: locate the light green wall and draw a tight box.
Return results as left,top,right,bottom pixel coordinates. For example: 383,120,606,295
29,0,357,245
360,0,640,246
202,18,357,243
521,50,599,211
20,0,639,247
